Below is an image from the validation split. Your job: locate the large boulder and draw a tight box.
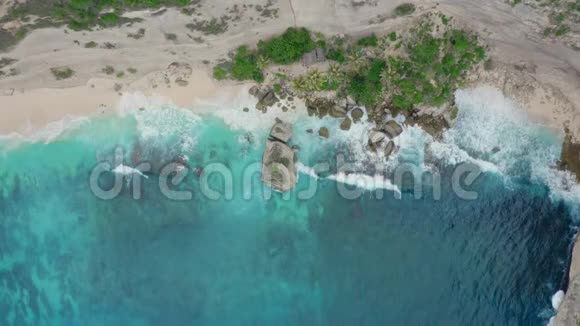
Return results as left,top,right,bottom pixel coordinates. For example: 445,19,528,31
329,105,348,118
350,108,364,122
270,119,293,143
262,140,298,192
340,117,352,131
319,127,330,138
383,120,403,138
250,86,279,112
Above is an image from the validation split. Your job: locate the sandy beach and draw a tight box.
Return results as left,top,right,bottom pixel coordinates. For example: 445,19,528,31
0,0,578,140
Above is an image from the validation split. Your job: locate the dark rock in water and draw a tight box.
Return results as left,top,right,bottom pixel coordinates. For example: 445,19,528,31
383,120,403,138
242,107,249,112
262,140,298,192
306,98,335,118
282,106,288,112
329,105,348,118
492,146,501,154
319,127,330,138
340,117,352,131
269,120,293,143
384,141,396,158
559,129,580,182
306,129,313,134
350,108,364,122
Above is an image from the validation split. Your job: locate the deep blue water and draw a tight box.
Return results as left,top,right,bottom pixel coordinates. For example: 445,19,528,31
0,88,578,325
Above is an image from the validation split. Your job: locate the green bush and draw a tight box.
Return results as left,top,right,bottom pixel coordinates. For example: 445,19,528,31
50,67,74,80
230,46,264,82
347,60,385,106
257,27,315,64
357,34,378,47
326,47,346,63
393,3,416,17
213,66,227,80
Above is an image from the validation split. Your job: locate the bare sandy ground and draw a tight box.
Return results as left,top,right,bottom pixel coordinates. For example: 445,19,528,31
0,0,578,140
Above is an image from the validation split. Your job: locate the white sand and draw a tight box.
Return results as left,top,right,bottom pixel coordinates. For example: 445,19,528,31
0,0,578,139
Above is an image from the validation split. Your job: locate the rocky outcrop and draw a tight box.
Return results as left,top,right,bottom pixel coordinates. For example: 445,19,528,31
306,97,334,118
559,129,580,182
319,127,329,138
261,119,297,192
367,121,403,158
249,85,279,112
554,236,580,325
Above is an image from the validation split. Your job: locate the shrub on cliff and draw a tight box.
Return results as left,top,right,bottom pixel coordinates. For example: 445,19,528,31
257,27,315,64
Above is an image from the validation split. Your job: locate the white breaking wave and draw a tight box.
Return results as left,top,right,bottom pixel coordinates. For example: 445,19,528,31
552,290,565,311
0,115,90,150
113,164,149,179
328,172,402,198
118,92,201,141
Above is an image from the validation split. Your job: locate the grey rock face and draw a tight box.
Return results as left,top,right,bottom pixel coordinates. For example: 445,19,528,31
262,140,298,192
270,120,293,143
383,120,403,138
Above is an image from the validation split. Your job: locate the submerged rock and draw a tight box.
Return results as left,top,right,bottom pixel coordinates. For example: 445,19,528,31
340,117,352,131
350,108,364,122
384,141,396,158
262,140,298,192
319,127,330,138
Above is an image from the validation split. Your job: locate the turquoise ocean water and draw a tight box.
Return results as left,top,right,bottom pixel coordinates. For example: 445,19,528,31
0,86,578,325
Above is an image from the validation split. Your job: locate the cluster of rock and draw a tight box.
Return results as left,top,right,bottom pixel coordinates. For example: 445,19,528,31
249,85,280,112
367,120,403,158
261,119,298,192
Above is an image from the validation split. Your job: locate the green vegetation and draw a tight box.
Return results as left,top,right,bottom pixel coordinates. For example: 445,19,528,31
257,27,315,64
165,33,178,41
102,65,115,75
127,67,138,74
389,32,397,41
213,27,315,83
0,0,196,50
506,0,578,38
186,17,229,35
84,41,98,48
213,66,227,80
213,46,263,82
381,21,486,109
393,3,416,17
50,66,74,80
348,59,386,106
127,28,146,40
357,34,378,47
116,71,125,78
326,47,346,63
